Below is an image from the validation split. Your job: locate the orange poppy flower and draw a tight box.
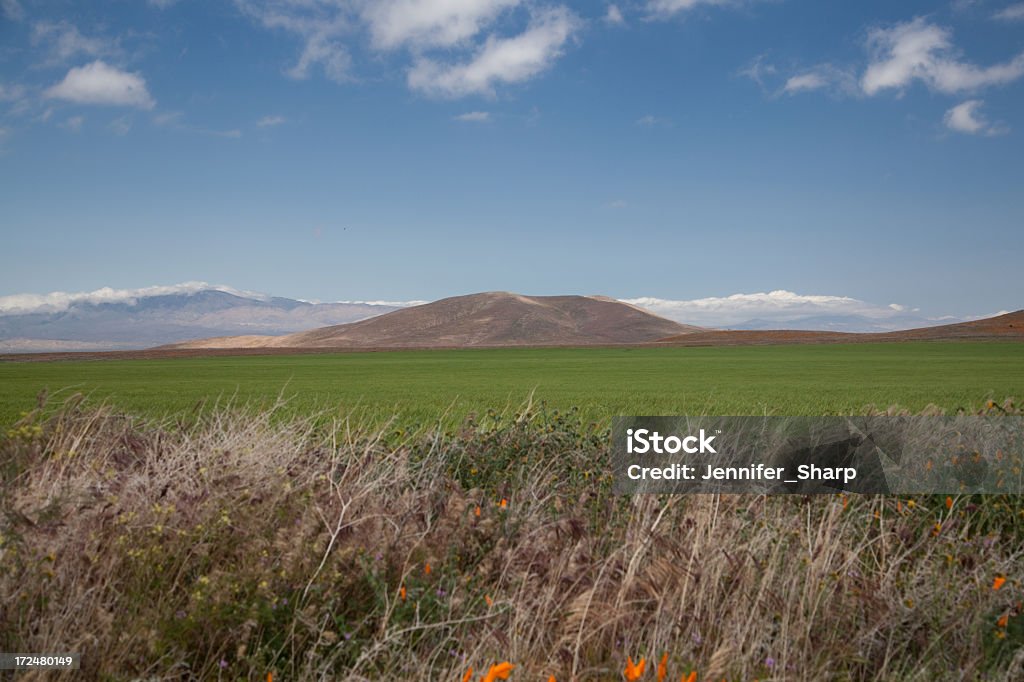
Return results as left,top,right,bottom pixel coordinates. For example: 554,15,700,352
683,673,697,682
625,656,646,681
946,497,953,510
462,668,473,682
994,576,1007,591
399,586,406,601
657,653,668,682
997,612,1009,628
482,662,514,682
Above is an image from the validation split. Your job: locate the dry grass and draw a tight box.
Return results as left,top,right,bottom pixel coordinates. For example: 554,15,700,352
2,395,1023,680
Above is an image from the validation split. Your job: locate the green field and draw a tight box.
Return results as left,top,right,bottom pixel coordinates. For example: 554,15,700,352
2,341,1022,426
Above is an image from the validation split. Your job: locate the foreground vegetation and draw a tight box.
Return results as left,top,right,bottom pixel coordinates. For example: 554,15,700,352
2,395,1023,680
2,342,1023,426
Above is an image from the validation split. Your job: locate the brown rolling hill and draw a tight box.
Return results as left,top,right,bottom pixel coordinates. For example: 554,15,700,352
168,292,703,349
3,306,1021,362
654,310,1024,346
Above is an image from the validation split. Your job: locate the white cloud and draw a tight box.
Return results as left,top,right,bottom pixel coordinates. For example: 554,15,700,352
153,111,182,126
862,18,1024,95
1,0,24,21
636,114,670,126
994,3,1024,20
0,282,430,317
31,21,118,66
407,6,578,97
622,290,931,329
0,82,27,103
45,61,155,109
238,0,576,97
335,299,428,307
783,72,828,93
607,199,627,208
361,0,521,50
605,4,625,25
236,0,353,83
944,99,1007,135
646,0,732,18
0,282,271,316
152,109,243,138
738,54,777,89
59,115,84,132
453,110,490,121
781,64,857,96
109,115,132,135
256,114,287,127
288,34,351,82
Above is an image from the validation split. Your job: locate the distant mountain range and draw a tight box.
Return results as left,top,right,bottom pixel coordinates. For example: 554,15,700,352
730,313,956,333
1,285,1018,354
656,310,1024,346
168,292,701,349
0,289,400,352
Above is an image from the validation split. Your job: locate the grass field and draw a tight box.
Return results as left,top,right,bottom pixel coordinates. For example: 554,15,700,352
1,342,1022,427
3,341,1024,679
3,396,1023,679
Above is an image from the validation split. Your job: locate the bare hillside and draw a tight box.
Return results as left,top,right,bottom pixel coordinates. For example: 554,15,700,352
169,292,702,349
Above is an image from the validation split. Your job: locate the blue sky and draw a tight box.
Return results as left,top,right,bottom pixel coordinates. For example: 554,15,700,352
1,0,1022,325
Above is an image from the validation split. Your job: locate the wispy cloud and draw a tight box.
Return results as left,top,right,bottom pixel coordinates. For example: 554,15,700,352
0,82,28,104
761,17,1024,108
1,0,24,22
334,299,428,307
781,64,857,96
453,110,490,122
256,114,286,127
738,54,777,90
58,114,84,132
153,110,241,138
236,0,353,83
994,3,1024,21
238,1,577,98
621,290,937,329
646,0,763,19
45,60,155,109
361,0,521,50
861,18,1024,95
605,4,625,25
152,111,182,126
108,115,132,135
0,282,270,316
31,20,119,66
944,99,1008,135
408,7,579,98
782,72,827,93
636,114,671,127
